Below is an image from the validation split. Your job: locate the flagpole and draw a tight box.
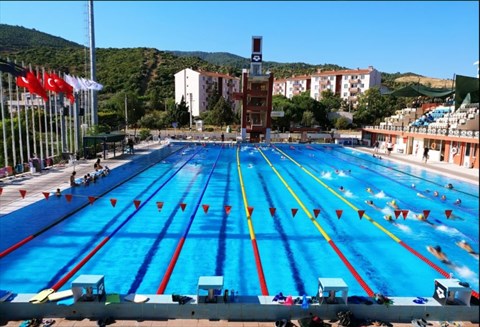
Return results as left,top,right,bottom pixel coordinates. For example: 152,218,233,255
21,62,31,161
14,61,24,165
49,90,54,158
0,71,8,167
29,65,37,159
42,68,49,159
54,85,59,157
35,67,44,167
7,70,17,168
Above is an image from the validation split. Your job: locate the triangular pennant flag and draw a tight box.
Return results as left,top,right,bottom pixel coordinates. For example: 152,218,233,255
42,192,50,200
202,204,210,214
394,210,401,219
401,210,409,220
291,208,298,218
269,207,276,217
422,210,430,220
88,196,96,205
156,201,164,211
247,206,254,216
180,203,187,211
335,210,343,219
313,209,321,218
65,194,73,203
19,189,27,198
224,205,232,215
0,187,3,196
445,209,452,219
134,200,141,209
357,210,365,219
110,198,117,207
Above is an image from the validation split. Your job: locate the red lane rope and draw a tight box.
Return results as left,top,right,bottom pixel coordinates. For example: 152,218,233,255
251,239,268,295
400,241,479,299
328,240,375,297
0,235,34,258
157,237,186,294
51,237,110,291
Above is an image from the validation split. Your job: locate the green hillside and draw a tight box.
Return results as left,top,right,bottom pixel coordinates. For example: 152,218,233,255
0,23,82,53
0,24,425,112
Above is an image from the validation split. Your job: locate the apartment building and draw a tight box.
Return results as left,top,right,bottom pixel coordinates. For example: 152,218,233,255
174,68,240,118
310,66,381,104
273,75,311,98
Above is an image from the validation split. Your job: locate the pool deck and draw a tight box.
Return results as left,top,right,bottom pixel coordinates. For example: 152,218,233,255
0,142,478,326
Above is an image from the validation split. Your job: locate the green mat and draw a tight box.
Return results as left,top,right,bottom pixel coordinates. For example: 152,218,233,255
105,293,120,305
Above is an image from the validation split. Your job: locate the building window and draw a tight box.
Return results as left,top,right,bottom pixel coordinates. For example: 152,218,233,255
344,76,348,80
361,75,365,79
344,84,348,88
343,92,347,97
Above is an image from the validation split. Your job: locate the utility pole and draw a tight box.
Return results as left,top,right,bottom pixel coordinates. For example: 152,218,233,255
189,92,193,130
124,93,128,133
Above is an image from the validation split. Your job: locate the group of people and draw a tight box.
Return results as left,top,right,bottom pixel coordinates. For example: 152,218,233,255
70,158,110,187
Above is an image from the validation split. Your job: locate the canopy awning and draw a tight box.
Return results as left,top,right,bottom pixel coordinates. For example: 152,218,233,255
384,84,454,98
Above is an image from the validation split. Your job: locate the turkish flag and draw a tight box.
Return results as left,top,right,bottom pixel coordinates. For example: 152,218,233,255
17,71,48,101
44,72,61,93
52,73,74,104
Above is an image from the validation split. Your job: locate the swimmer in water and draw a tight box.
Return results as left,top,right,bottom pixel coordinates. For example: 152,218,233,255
416,192,427,198
454,198,462,205
365,199,382,210
441,195,447,201
433,191,439,197
366,187,374,194
415,213,427,221
387,200,399,209
427,245,452,265
339,186,345,192
456,240,479,258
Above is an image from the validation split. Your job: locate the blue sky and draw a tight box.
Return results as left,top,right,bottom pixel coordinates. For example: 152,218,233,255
1,1,478,79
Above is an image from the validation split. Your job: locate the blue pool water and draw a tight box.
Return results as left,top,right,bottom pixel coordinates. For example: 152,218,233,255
0,144,478,299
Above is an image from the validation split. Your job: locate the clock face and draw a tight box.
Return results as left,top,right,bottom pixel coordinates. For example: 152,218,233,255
251,54,262,62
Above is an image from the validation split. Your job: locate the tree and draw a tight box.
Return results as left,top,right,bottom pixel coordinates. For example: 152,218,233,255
301,111,316,127
206,97,235,127
334,116,350,129
353,88,395,126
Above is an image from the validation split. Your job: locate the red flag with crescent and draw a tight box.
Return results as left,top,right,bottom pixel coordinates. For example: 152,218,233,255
65,194,73,203
110,198,117,207
19,189,27,198
401,210,409,220
44,72,61,93
445,209,452,219
42,192,50,200
247,206,254,216
313,209,320,218
224,205,232,215
394,210,401,219
88,196,96,205
156,201,164,211
180,203,187,211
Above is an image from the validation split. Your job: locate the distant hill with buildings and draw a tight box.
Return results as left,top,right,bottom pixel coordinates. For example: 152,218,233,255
0,24,453,110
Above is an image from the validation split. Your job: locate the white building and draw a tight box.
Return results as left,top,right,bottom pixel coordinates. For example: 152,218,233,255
310,66,381,104
273,75,311,98
174,68,240,118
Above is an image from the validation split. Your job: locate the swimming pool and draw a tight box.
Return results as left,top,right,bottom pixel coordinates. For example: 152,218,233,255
0,143,478,300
